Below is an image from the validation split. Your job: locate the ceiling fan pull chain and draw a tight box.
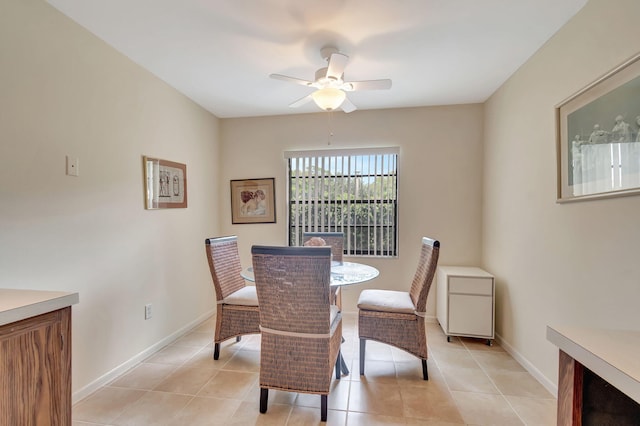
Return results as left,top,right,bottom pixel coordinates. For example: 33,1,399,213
327,110,334,145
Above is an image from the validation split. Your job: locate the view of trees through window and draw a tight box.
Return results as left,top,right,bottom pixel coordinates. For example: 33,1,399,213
287,150,398,257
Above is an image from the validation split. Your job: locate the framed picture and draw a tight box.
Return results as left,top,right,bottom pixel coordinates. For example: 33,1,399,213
230,178,276,224
556,52,640,202
143,156,187,209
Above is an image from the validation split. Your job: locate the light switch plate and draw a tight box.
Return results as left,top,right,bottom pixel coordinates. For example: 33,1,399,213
66,156,79,176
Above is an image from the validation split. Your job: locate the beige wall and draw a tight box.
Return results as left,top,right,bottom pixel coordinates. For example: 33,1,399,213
220,105,485,312
7,0,630,404
0,0,220,399
483,0,640,391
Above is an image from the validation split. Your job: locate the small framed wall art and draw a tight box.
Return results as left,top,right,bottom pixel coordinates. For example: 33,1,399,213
143,156,188,209
230,178,276,224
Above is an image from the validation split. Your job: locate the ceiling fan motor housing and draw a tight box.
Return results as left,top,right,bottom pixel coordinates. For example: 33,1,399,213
315,67,342,86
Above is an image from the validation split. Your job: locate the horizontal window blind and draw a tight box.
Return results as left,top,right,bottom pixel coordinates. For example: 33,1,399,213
287,148,399,257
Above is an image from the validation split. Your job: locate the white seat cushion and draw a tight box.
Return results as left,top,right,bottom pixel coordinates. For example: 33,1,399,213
223,285,258,306
357,289,415,314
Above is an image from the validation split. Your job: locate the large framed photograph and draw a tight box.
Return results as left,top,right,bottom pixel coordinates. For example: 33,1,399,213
230,178,276,224
556,52,640,202
143,156,187,209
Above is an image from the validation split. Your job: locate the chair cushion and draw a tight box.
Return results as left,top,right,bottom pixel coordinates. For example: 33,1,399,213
357,289,415,314
223,285,259,306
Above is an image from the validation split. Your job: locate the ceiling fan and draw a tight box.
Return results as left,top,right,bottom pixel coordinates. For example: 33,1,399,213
270,46,392,113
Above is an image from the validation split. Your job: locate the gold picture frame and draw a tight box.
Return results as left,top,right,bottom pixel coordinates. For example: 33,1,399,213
143,156,187,209
556,52,640,202
230,178,276,224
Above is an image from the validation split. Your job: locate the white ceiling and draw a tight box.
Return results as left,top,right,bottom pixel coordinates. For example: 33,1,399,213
47,0,587,118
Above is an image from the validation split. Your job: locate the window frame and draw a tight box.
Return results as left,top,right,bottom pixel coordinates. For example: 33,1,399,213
285,147,399,258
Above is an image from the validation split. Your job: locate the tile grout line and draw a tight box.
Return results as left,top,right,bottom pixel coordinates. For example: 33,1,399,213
463,340,528,426
429,335,474,425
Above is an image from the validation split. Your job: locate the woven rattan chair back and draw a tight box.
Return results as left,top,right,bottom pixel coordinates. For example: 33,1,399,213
205,236,245,301
251,245,341,422
408,237,440,313
205,235,260,360
252,246,332,334
302,232,344,262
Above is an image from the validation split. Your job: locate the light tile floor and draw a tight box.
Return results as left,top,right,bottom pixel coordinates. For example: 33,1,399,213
73,314,556,425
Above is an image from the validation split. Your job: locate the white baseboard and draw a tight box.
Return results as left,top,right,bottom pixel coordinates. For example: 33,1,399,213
495,332,558,397
72,308,216,404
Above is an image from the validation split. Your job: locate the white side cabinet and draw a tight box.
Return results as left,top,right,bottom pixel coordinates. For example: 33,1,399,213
436,266,495,344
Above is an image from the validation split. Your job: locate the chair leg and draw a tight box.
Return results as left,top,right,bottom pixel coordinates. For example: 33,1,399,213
320,395,327,422
359,338,366,375
213,343,220,360
260,388,268,414
422,359,428,381
335,350,341,379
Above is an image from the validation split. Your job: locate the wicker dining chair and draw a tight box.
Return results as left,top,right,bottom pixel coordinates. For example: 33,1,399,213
302,232,344,262
252,245,342,422
205,236,260,360
357,237,440,380
303,232,344,309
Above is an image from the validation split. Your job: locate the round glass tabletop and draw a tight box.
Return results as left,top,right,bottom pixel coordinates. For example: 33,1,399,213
241,261,379,286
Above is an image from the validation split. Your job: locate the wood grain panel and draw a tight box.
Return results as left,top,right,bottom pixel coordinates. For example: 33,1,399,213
0,307,71,425
557,349,583,426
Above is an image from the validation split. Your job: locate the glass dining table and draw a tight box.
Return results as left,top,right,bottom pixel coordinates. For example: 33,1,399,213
241,261,379,287
241,261,379,375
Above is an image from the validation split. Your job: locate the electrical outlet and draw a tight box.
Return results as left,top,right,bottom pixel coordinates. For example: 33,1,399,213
145,303,152,320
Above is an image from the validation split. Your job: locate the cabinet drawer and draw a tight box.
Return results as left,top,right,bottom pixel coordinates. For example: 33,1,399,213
449,277,493,295
448,294,493,337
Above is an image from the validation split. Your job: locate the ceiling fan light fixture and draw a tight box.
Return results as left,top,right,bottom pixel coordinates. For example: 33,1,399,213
271,47,391,113
312,88,346,111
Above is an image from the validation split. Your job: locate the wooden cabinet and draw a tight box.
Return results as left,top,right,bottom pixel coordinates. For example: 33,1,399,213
0,290,76,426
547,326,640,425
0,307,71,425
436,266,494,344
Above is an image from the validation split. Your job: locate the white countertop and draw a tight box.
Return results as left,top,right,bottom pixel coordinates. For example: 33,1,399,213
0,289,79,326
547,325,640,404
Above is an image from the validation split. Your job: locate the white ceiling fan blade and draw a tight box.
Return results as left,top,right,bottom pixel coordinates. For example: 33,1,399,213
340,97,357,113
270,73,314,87
326,53,348,80
289,94,313,108
343,79,392,91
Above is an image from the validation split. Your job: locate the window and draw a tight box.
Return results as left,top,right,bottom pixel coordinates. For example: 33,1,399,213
286,147,399,257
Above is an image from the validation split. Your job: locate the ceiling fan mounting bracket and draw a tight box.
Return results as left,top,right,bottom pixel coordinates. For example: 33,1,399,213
320,46,339,61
